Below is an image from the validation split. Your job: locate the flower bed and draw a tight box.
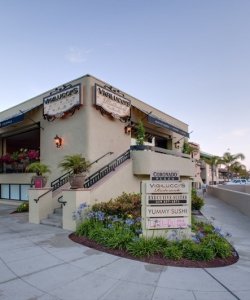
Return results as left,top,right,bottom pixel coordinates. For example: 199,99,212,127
70,193,239,268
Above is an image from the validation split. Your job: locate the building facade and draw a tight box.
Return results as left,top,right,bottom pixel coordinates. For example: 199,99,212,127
0,74,196,205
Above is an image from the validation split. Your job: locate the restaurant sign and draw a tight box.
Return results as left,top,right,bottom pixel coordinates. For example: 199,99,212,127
146,217,189,229
146,181,189,194
43,84,81,120
146,206,188,218
95,84,131,118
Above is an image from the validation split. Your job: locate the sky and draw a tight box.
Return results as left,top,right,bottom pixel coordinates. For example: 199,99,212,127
0,0,250,169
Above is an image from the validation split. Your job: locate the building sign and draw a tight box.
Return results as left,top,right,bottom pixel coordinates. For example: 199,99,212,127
43,84,81,120
147,115,189,138
146,194,187,205
146,206,188,218
146,217,189,229
95,84,131,118
146,181,189,194
0,114,24,128
151,170,180,181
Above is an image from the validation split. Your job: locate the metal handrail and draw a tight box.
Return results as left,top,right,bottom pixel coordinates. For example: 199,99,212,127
51,171,73,191
34,188,52,203
58,195,67,206
84,149,130,188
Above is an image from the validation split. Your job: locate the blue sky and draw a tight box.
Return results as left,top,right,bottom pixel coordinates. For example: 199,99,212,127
1,0,250,169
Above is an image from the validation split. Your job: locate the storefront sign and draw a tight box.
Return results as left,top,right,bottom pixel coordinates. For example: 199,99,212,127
95,84,131,118
146,181,188,194
146,206,188,217
146,194,187,205
0,114,24,128
150,170,180,181
147,115,189,138
146,217,189,229
43,84,81,118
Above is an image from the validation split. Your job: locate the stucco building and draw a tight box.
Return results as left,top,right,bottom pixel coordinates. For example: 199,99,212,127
0,74,196,228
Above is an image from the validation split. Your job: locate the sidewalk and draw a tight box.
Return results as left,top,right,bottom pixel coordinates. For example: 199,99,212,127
0,195,250,300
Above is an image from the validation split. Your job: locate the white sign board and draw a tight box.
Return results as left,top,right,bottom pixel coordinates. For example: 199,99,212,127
43,84,81,117
146,181,189,194
146,206,188,217
150,170,180,181
95,84,131,118
146,217,189,229
146,194,187,205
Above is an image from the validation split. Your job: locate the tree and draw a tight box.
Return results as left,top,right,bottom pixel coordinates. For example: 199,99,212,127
221,152,245,180
230,161,247,178
201,155,222,185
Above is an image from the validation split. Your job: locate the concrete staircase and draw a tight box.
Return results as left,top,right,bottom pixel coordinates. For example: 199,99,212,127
40,207,62,228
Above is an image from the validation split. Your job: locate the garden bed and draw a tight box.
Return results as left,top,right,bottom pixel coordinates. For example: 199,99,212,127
69,233,239,268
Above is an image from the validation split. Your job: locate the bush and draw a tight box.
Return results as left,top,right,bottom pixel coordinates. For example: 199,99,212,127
163,245,183,260
191,189,204,210
126,237,161,257
16,201,29,212
183,243,215,261
92,193,141,218
202,234,232,258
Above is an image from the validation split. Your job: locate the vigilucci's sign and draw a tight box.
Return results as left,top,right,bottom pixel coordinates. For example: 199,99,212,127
146,181,188,194
95,84,131,118
43,84,81,119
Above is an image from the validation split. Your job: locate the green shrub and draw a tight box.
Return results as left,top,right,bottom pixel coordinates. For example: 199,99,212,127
92,192,141,218
191,189,204,211
76,219,96,237
16,201,29,212
163,245,183,260
103,226,135,250
126,237,161,257
202,234,232,258
183,243,215,261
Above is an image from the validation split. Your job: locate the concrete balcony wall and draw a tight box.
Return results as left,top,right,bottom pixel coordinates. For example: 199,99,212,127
131,149,195,177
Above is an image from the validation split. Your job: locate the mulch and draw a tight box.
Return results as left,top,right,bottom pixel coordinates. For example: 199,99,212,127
69,233,239,268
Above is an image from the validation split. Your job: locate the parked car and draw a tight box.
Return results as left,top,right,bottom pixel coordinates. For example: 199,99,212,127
224,179,250,185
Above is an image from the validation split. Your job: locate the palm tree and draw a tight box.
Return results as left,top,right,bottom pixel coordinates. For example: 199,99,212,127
230,161,247,178
201,155,222,185
221,152,245,180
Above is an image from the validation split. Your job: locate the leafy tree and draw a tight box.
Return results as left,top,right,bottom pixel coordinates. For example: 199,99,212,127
221,152,245,180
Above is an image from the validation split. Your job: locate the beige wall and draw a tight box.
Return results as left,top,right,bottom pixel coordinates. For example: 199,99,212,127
132,150,195,177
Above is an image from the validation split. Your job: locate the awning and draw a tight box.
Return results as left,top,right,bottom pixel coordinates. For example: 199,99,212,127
147,115,189,138
0,105,41,128
131,105,189,138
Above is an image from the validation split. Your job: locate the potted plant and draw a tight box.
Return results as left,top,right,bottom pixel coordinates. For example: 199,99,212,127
134,120,145,150
26,162,51,188
59,154,90,189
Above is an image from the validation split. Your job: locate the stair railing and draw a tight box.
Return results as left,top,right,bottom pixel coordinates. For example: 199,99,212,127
84,149,130,188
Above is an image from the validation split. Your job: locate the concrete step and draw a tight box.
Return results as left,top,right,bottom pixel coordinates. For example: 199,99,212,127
54,207,62,215
40,207,63,228
40,218,62,228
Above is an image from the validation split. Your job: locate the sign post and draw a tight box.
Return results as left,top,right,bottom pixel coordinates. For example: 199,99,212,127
141,170,191,238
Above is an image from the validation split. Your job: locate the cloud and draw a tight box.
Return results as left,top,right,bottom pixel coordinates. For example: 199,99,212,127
65,47,92,63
